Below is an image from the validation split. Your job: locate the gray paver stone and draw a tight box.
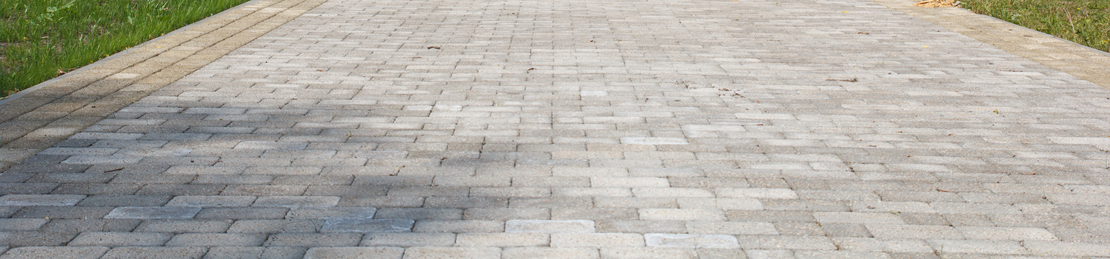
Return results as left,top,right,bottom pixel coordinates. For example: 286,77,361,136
104,206,202,219
252,196,340,207
321,218,415,233
263,233,362,247
361,233,457,247
164,233,267,246
68,232,172,246
505,220,595,233
0,246,107,259
644,234,740,249
0,195,84,206
100,247,207,259
286,207,377,219
304,247,404,259
0,219,49,231
401,247,501,259
165,196,256,207
501,247,600,259
202,246,306,259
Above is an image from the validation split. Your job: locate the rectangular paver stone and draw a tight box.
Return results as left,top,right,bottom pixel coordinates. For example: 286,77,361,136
736,235,837,250
0,246,108,259
686,221,778,235
227,219,322,233
505,220,595,233
714,189,797,199
401,247,501,259
0,219,49,231
304,247,405,259
866,224,962,240
133,220,231,233
164,233,267,246
456,233,549,247
620,137,689,145
360,233,456,247
815,212,904,224
321,218,415,233
0,195,85,206
1023,241,1110,257
551,233,645,247
165,196,256,207
252,196,339,207
264,233,363,247
927,239,1029,255
501,247,599,259
100,247,206,259
598,247,699,259
955,226,1057,241
203,247,306,259
286,207,377,219
68,232,172,246
645,234,740,249
413,220,504,233
104,206,202,219
639,209,726,221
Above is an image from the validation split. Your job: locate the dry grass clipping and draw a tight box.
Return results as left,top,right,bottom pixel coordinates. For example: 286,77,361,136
914,0,957,7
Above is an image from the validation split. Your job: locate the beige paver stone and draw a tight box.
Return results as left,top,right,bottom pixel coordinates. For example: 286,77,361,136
401,247,500,259
956,226,1057,241
456,233,549,247
501,247,599,259
551,233,645,247
505,220,595,233
1023,241,1110,257
304,247,404,259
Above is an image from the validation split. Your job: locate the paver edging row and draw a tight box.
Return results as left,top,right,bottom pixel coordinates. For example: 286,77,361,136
0,0,329,171
871,0,1110,88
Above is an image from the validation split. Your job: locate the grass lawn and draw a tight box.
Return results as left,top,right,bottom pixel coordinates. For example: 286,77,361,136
0,0,250,98
961,0,1110,53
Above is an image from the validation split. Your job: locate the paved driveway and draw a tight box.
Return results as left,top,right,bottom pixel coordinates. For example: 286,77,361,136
2,0,1110,257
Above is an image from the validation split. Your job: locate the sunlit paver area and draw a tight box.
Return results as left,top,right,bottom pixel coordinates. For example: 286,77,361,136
3,0,1110,257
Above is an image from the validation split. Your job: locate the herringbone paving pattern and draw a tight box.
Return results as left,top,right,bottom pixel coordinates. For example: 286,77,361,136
2,0,1110,257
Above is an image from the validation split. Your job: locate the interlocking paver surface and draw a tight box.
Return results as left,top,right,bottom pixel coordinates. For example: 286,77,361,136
3,0,1110,257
